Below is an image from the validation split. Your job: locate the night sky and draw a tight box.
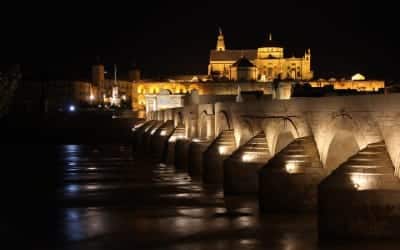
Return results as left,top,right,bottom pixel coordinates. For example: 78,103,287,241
2,0,399,82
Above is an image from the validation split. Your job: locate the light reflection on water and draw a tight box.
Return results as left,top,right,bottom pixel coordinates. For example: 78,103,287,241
55,144,400,250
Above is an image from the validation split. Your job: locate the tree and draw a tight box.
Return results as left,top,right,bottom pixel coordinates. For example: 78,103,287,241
0,65,21,118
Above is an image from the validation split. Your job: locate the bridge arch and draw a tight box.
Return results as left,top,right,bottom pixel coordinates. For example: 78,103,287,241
199,111,215,140
217,110,232,134
274,131,296,155
321,114,362,171
264,118,299,155
238,119,256,146
174,111,184,127
187,112,198,138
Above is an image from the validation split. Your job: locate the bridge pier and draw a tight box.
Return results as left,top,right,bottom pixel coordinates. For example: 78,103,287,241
259,136,325,212
143,121,163,153
203,130,236,184
150,120,175,161
174,139,191,170
319,141,400,239
188,139,211,179
224,131,271,194
132,120,157,153
165,125,185,165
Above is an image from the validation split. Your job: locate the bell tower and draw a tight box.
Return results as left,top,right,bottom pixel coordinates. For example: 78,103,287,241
302,48,313,80
216,27,226,51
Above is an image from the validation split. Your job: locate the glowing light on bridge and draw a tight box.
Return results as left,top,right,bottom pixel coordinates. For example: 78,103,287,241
169,135,185,142
350,174,371,191
242,153,256,162
131,122,144,132
285,162,301,174
218,146,231,155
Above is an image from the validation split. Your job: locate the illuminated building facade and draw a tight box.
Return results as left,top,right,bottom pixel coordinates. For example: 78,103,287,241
208,30,313,81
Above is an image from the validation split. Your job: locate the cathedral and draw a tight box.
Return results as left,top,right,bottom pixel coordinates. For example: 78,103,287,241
208,29,313,81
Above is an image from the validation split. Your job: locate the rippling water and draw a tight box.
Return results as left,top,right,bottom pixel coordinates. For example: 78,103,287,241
7,144,399,249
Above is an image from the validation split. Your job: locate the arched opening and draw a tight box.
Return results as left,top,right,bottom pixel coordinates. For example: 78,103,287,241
239,119,255,145
325,130,359,172
199,112,208,140
174,112,184,127
274,131,295,154
188,113,198,138
217,111,231,134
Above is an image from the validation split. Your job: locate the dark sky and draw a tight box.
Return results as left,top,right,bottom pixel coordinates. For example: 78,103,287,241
2,0,399,81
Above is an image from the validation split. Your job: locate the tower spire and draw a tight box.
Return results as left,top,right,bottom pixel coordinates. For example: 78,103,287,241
216,27,226,51
269,33,272,41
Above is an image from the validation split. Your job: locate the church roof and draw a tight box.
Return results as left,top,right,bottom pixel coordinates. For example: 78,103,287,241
232,57,255,67
210,49,257,61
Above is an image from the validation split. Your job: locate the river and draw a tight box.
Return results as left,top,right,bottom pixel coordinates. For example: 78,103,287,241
1,143,395,249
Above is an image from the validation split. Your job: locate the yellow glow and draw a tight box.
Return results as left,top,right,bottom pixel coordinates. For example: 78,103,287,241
218,146,230,155
350,174,370,191
160,130,167,136
242,153,256,162
134,123,144,129
169,135,185,143
122,95,127,101
192,138,201,142
285,162,300,174
137,85,144,94
351,73,366,81
189,84,200,92
138,95,145,105
89,94,95,100
150,87,160,94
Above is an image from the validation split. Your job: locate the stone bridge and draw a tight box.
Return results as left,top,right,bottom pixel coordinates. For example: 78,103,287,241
134,94,400,239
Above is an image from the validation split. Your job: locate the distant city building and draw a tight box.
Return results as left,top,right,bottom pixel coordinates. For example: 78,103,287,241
8,31,388,115
208,30,313,81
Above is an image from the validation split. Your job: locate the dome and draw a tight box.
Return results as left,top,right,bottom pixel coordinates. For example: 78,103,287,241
232,57,255,68
351,73,366,81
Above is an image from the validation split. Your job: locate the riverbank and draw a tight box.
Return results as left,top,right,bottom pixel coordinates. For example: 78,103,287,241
0,111,140,144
